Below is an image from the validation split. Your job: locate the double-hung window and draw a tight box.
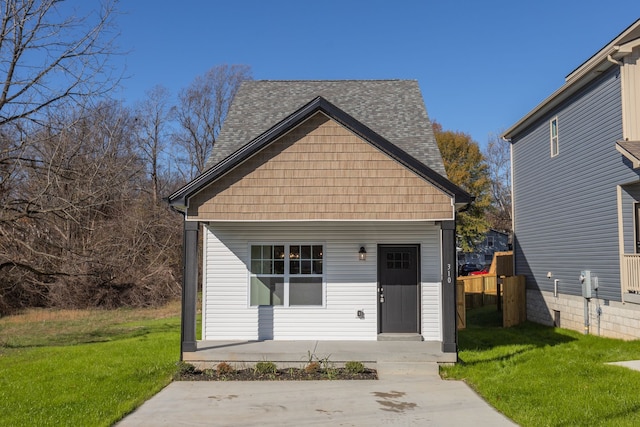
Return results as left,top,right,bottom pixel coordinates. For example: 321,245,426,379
550,117,559,157
249,244,324,306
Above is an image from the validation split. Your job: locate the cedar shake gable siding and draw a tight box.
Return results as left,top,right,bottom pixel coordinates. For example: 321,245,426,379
187,113,454,221
206,80,447,177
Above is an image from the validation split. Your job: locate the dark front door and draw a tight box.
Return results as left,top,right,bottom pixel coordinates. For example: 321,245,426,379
378,245,419,333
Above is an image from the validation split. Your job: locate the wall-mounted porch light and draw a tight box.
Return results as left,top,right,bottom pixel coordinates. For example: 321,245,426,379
359,246,367,261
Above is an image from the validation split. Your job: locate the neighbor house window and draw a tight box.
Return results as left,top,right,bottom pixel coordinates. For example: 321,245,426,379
487,236,494,247
550,117,559,157
249,244,324,306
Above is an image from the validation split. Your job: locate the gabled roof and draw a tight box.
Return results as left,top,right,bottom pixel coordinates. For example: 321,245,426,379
616,140,640,169
168,95,472,210
503,19,640,140
206,80,447,176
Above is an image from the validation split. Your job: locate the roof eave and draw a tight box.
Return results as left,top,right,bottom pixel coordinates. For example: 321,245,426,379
616,140,640,169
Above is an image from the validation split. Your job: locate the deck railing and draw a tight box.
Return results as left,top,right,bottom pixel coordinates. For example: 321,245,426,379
622,254,640,293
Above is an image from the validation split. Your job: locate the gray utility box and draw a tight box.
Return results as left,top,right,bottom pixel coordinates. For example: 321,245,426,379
581,270,592,299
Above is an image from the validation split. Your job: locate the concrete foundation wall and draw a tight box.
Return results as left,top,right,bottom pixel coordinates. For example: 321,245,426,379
527,289,640,340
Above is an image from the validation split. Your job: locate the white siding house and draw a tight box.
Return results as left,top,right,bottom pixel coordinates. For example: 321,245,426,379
168,81,471,358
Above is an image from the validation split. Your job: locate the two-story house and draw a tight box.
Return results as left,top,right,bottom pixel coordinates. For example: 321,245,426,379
503,19,640,338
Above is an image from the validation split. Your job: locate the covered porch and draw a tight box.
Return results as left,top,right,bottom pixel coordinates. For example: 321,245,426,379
179,221,460,359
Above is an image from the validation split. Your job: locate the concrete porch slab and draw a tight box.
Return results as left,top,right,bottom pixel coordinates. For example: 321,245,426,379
183,340,457,368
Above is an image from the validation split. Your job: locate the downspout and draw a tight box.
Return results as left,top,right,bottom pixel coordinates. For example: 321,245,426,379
584,298,590,335
503,136,516,276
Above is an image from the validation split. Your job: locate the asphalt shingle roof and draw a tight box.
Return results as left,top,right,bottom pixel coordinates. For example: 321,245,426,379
204,80,447,177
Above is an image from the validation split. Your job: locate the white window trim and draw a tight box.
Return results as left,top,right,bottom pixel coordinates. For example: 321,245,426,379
248,242,326,308
550,117,559,157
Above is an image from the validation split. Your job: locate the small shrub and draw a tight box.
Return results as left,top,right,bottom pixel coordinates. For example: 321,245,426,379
325,367,338,380
305,361,321,373
216,362,235,375
176,361,196,375
345,361,365,374
254,361,277,375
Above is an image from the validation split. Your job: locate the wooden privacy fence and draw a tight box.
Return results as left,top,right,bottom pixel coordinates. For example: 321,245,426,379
456,275,526,329
456,251,526,329
503,275,526,327
458,275,499,309
456,280,466,329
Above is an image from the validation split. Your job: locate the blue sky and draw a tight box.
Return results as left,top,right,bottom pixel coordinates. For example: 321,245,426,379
112,1,640,147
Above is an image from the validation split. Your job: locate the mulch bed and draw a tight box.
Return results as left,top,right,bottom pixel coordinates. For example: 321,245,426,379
176,364,378,381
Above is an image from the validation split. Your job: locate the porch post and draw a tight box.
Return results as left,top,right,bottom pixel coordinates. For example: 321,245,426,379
181,220,199,357
441,220,458,354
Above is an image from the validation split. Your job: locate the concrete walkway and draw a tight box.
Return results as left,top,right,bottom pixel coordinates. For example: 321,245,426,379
117,364,517,426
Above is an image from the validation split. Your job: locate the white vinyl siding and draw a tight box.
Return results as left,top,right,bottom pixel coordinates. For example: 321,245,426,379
202,221,442,341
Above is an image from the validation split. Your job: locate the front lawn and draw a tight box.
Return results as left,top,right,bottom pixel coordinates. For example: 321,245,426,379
441,306,640,426
0,302,182,426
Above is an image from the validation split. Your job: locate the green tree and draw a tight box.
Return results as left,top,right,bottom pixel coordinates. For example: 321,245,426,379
433,121,491,252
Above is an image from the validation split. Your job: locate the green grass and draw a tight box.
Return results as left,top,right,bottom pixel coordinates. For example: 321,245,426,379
442,305,640,426
0,302,183,426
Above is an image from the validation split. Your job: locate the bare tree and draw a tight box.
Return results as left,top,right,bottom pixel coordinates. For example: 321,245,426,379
0,102,182,313
0,1,184,313
0,0,120,219
0,0,119,127
484,132,512,233
174,64,252,178
135,85,175,204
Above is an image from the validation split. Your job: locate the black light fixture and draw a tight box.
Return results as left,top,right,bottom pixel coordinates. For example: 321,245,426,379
358,246,367,261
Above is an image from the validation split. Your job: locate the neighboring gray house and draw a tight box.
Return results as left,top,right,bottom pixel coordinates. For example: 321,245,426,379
503,20,640,339
168,80,471,359
458,229,510,268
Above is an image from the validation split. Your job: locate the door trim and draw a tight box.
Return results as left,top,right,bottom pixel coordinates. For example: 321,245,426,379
377,244,421,334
